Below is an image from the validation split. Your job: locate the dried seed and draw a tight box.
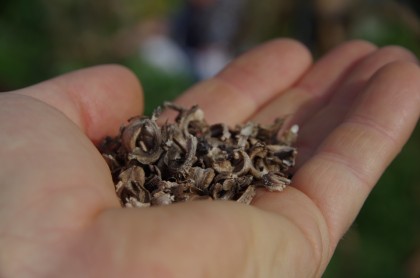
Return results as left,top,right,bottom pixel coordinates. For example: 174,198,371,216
236,185,256,205
99,103,297,207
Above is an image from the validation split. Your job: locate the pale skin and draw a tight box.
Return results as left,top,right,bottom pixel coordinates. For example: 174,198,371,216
0,39,419,277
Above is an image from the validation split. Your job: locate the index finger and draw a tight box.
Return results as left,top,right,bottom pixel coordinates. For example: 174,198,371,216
173,39,312,125
11,65,143,144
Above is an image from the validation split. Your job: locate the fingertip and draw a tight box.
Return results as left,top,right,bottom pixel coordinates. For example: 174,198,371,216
92,64,144,103
364,60,420,108
298,39,377,94
377,45,419,62
336,39,377,52
354,45,419,79
357,60,420,134
219,38,313,88
70,64,144,143
250,39,377,127
14,64,144,144
373,60,420,83
175,38,313,125
263,38,313,64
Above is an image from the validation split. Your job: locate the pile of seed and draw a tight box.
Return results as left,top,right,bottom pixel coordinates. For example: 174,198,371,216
100,103,297,207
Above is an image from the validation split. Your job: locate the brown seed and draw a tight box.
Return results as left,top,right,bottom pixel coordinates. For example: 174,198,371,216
99,103,297,207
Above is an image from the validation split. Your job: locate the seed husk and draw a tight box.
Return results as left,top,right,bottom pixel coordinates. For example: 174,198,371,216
99,103,297,207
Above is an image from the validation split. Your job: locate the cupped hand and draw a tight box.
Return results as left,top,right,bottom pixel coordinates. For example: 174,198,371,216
0,39,419,278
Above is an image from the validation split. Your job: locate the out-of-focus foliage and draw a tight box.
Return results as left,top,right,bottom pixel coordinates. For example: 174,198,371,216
0,0,419,276
0,0,52,89
0,0,185,89
0,0,192,109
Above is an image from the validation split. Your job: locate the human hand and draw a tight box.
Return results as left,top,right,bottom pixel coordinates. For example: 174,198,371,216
0,39,419,277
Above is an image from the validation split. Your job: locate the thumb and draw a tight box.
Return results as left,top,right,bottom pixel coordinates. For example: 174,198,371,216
12,64,143,144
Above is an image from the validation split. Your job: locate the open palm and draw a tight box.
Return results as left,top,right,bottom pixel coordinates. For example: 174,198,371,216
0,39,419,277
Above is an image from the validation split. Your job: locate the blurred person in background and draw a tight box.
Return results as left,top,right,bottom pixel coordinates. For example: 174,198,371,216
138,18,191,76
170,0,244,80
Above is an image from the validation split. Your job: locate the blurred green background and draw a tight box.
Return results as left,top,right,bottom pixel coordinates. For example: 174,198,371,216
1,0,419,276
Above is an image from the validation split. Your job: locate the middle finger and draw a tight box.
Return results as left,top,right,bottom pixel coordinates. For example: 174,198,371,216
252,40,377,125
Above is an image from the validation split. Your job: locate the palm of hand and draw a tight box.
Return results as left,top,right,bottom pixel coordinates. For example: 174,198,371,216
0,40,419,278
